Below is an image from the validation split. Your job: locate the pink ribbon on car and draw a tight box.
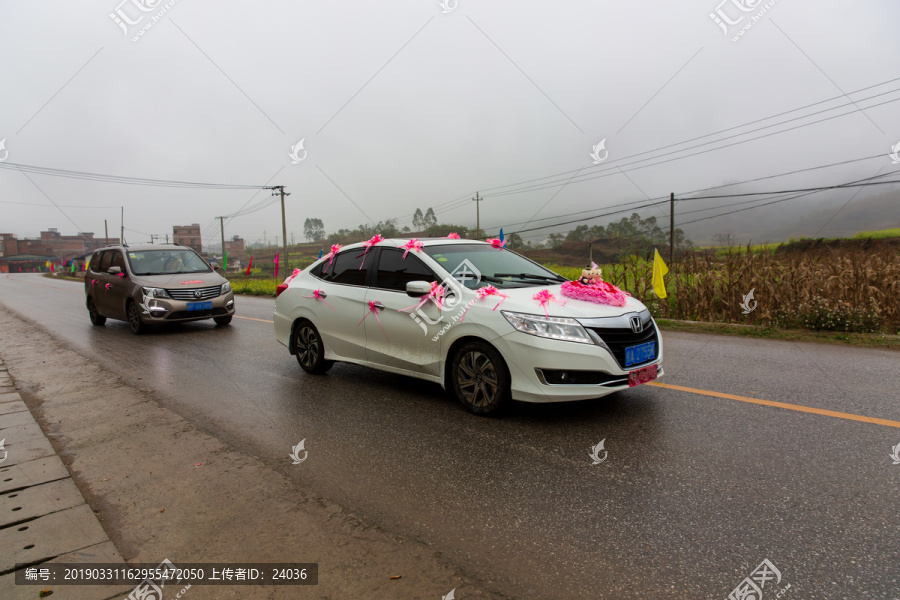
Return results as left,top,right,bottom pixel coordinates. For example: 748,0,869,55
533,288,565,317
322,244,342,273
486,237,506,249
358,234,384,269
459,285,509,322
398,281,445,314
358,300,389,339
302,289,335,311
400,239,424,259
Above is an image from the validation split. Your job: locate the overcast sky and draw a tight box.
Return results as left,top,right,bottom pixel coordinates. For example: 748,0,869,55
2,0,899,247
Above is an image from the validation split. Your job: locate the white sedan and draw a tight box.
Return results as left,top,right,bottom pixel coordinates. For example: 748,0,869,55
274,238,663,415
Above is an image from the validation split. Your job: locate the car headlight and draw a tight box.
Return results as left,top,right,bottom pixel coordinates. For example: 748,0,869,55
221,281,232,294
142,287,170,299
502,311,593,344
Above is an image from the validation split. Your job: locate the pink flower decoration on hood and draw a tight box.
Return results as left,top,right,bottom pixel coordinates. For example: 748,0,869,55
486,237,506,249
401,239,424,259
533,288,566,317
460,285,509,322
447,232,461,239
358,234,383,269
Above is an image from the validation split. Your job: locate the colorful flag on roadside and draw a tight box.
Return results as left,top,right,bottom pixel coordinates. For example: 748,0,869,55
223,251,228,271
50,262,55,273
70,262,76,274
274,252,280,280
244,255,254,277
652,248,668,299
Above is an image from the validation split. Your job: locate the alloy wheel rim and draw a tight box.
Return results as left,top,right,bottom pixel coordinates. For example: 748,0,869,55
128,305,140,330
297,327,319,368
457,351,498,407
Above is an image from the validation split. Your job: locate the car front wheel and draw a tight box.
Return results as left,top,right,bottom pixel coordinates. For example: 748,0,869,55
293,321,334,374
87,297,106,326
214,315,233,325
127,301,145,335
450,341,510,416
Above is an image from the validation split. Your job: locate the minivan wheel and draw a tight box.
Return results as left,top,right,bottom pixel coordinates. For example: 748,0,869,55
213,315,233,325
293,321,334,374
87,297,106,326
126,301,145,335
450,341,511,416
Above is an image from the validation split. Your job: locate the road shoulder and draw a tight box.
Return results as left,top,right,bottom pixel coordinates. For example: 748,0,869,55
0,306,505,600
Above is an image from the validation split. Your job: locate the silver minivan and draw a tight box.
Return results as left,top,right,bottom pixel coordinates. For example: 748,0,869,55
84,244,235,334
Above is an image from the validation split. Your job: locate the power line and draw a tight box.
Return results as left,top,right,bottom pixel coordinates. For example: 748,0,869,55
0,161,272,190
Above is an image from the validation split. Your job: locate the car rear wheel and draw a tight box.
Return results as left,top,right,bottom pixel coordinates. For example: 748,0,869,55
213,315,233,325
87,297,106,326
126,301,145,335
450,341,510,416
293,321,334,374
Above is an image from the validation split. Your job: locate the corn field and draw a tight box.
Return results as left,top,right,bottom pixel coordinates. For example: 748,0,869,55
600,246,900,334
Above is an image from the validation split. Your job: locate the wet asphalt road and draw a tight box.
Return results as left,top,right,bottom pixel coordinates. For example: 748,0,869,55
1,273,898,600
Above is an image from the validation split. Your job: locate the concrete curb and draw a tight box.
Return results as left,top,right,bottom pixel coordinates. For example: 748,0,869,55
0,358,133,600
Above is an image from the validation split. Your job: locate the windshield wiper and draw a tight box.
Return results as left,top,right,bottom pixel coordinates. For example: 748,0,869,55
493,272,566,282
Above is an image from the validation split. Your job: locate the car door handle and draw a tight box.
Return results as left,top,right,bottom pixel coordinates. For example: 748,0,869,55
316,291,327,298
371,302,385,310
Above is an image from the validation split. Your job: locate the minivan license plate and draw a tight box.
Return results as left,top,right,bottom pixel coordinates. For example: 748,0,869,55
187,301,212,311
628,364,657,387
624,341,655,366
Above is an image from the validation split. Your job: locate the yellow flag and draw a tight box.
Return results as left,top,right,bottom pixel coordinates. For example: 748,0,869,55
652,249,668,298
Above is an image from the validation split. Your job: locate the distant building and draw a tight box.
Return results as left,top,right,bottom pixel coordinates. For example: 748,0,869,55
0,229,119,271
173,224,202,253
223,235,245,262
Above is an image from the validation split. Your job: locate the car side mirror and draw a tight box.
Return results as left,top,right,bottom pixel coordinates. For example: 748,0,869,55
108,266,122,275
406,280,431,297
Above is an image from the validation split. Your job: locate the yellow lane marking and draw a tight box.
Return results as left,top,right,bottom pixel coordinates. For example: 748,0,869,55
235,315,273,323
648,381,900,429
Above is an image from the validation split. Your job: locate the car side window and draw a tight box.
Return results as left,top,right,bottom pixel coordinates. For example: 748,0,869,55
318,250,368,286
98,251,113,273
374,248,437,292
89,252,103,272
109,251,126,272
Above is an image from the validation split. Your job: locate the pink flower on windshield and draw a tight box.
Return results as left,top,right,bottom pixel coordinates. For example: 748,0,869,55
401,239,424,259
486,237,506,249
447,232,461,239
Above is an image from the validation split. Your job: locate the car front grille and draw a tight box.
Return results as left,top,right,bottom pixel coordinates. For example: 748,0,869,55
167,307,230,320
166,285,222,301
585,323,659,370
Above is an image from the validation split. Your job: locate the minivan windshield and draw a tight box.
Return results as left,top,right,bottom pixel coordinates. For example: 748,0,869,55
127,249,212,276
424,244,566,288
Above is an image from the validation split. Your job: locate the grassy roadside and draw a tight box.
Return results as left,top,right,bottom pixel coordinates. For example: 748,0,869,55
656,318,900,350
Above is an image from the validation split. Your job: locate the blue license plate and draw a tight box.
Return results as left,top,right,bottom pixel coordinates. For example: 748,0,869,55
187,301,212,311
625,341,655,367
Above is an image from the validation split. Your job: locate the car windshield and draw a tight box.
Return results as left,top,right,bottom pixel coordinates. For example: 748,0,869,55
424,244,566,289
127,249,212,275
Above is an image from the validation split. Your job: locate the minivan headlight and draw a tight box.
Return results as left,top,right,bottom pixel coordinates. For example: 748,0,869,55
221,281,232,294
502,311,593,344
142,287,170,299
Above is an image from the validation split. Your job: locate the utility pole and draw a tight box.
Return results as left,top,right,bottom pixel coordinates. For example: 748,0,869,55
219,216,226,269
120,207,124,245
104,220,109,246
669,192,675,264
272,186,290,273
165,234,169,244
473,191,481,236
150,234,159,244
263,230,267,247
